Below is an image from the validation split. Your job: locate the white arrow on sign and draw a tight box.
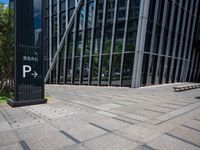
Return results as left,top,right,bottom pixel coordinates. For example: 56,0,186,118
31,71,38,78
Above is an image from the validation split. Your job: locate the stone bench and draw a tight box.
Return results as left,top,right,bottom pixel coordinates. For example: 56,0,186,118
173,84,200,92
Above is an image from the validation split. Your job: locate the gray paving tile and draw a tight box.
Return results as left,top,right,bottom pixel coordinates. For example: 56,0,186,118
133,145,155,150
62,123,107,141
83,133,138,150
167,126,200,147
89,117,129,131
148,134,199,150
1,84,200,149
135,109,163,118
156,102,200,121
182,119,200,132
123,113,149,122
97,103,122,111
61,144,89,150
0,131,19,147
114,125,162,143
15,123,58,140
0,142,23,150
24,131,75,150
96,111,118,118
146,106,174,113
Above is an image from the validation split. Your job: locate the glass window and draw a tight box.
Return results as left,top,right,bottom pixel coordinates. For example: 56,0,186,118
101,55,110,85
140,54,149,86
82,57,89,84
74,57,80,84
66,58,72,83
122,53,134,87
111,54,121,86
91,56,99,85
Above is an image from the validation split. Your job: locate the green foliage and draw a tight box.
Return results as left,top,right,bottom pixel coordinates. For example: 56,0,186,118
0,90,10,104
0,3,14,90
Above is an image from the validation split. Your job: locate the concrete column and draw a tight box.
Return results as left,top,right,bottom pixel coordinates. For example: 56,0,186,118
131,0,150,88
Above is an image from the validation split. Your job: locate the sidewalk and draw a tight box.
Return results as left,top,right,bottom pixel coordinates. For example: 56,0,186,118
0,83,200,150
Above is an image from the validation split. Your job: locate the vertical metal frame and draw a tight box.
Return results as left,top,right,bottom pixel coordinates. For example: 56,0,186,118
169,1,188,83
98,0,108,86
192,52,200,81
188,49,196,81
71,13,78,84
88,0,97,85
79,0,88,84
119,0,131,86
49,0,52,82
145,0,161,85
157,0,176,84
56,0,60,83
196,53,200,81
154,0,175,85
63,0,69,84
162,0,183,83
174,1,189,82
179,0,194,82
108,0,119,85
184,0,200,82
131,0,150,88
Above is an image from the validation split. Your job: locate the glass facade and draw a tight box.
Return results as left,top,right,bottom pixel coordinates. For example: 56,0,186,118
44,0,200,88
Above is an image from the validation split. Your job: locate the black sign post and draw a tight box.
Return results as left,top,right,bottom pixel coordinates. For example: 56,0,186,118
7,0,47,107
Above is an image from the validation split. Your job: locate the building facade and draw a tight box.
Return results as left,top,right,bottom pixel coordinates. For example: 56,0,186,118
43,0,200,88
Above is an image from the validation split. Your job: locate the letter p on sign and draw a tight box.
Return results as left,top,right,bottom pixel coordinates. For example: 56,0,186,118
23,65,32,78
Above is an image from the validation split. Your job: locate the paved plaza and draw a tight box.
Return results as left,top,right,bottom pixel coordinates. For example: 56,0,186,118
0,83,200,150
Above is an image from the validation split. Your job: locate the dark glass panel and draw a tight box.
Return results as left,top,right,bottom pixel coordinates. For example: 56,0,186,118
91,56,99,85
66,58,72,83
101,55,110,85
140,54,149,86
67,32,74,57
177,59,183,82
144,32,151,52
122,53,134,87
166,58,172,83
69,0,75,9
150,55,158,85
75,31,82,56
111,54,121,86
171,59,177,82
158,56,165,84
51,66,57,83
82,57,89,84
114,33,123,53
74,57,80,84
